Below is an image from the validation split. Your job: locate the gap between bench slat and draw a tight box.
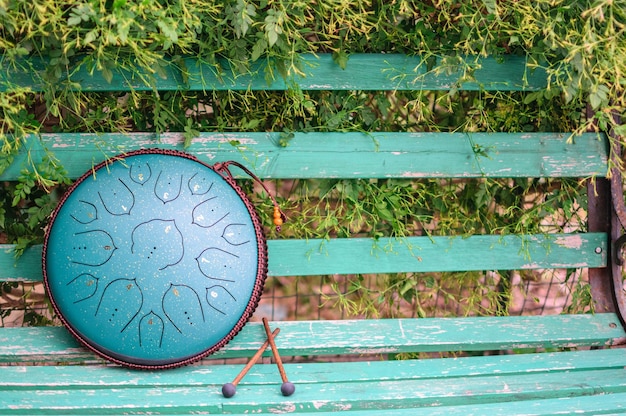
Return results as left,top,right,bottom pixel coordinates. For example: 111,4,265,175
0,232,607,282
1,315,623,363
1,132,608,181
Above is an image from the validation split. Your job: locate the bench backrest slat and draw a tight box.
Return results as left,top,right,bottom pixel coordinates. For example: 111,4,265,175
1,54,547,92
1,132,608,182
0,232,607,282
268,233,606,276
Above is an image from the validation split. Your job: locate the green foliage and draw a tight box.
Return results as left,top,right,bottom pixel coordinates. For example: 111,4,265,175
1,0,623,320
303,176,587,318
0,281,55,326
1,0,624,128
1,149,70,257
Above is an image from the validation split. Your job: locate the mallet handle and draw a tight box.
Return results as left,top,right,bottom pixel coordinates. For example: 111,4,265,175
232,327,280,386
262,317,289,383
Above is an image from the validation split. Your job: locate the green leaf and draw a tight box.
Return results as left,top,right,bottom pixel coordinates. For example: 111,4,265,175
264,9,283,47
228,0,257,38
614,124,626,137
67,15,82,26
251,38,267,61
267,29,278,47
376,203,394,221
481,0,497,15
243,118,261,129
183,118,200,148
101,66,113,84
523,91,543,105
589,85,609,110
84,30,98,45
278,132,294,147
113,0,127,9
400,280,414,297
332,50,349,70
589,91,601,110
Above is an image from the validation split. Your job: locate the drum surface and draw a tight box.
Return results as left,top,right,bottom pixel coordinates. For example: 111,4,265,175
43,149,267,369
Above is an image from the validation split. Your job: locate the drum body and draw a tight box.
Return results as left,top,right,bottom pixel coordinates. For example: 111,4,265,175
43,149,267,369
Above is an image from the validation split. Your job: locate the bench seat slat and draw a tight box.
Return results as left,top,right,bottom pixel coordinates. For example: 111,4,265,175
5,393,626,416
255,393,626,416
224,369,626,413
1,315,623,363
2,348,625,388
3,349,626,414
365,393,626,416
0,233,607,282
1,54,547,93
2,367,626,414
1,132,608,181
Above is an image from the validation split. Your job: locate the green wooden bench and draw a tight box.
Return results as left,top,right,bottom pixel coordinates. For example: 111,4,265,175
2,53,626,414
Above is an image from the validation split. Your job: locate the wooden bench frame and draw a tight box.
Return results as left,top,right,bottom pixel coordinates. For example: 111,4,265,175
2,53,626,414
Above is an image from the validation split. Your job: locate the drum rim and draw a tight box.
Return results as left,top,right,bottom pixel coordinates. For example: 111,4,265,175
42,148,268,369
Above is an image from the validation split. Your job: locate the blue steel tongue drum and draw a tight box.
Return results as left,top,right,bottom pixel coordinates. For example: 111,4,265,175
43,149,268,369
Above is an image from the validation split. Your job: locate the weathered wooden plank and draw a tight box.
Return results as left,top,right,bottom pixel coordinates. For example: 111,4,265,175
2,368,626,414
1,315,623,363
268,232,607,276
330,393,626,416
2,348,625,388
0,233,608,282
221,369,626,413
0,245,42,282
2,350,626,415
249,315,625,356
0,54,548,92
1,132,608,181
235,393,626,416
0,326,104,364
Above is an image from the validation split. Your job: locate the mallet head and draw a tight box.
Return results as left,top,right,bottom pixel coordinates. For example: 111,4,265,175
222,382,237,398
281,381,295,396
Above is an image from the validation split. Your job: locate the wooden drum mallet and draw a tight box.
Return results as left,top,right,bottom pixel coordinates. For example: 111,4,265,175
221,327,280,398
262,317,295,396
